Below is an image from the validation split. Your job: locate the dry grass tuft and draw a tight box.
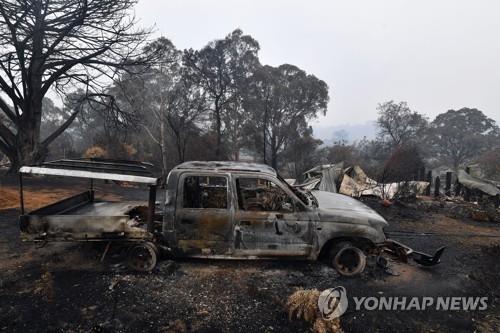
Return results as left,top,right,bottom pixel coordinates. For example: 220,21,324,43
285,288,343,333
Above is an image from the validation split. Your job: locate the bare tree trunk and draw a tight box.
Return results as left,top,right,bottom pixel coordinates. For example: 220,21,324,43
175,133,183,164
262,108,268,164
177,142,183,163
13,105,45,171
234,144,239,161
270,134,278,169
214,105,222,160
159,120,168,181
11,1,45,171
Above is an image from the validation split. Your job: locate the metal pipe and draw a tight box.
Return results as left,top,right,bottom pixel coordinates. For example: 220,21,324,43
147,185,157,233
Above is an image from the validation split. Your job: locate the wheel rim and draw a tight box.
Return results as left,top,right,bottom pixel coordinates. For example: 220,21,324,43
128,243,157,272
333,246,366,276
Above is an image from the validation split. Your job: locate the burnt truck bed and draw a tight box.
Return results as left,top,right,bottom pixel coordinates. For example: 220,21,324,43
17,159,161,271
19,190,152,242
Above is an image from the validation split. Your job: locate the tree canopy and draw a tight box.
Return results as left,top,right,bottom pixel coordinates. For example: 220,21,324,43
0,0,152,170
427,108,499,169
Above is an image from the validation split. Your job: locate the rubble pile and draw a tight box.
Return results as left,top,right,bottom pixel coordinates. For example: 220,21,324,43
297,163,429,200
297,163,500,221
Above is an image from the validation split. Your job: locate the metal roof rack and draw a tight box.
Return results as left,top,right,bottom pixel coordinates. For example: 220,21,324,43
173,161,277,176
19,158,158,185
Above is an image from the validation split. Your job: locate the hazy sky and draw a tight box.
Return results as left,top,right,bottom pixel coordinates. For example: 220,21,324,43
135,0,500,129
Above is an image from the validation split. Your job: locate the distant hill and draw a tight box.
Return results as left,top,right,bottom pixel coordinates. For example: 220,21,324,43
312,121,377,146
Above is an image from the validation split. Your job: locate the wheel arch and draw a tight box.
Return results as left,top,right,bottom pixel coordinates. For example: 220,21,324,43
316,236,376,261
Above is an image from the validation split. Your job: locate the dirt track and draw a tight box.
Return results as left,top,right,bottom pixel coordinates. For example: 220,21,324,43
1,181,499,332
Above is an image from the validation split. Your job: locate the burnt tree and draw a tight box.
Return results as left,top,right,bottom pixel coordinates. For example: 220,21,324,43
0,0,151,170
183,29,260,160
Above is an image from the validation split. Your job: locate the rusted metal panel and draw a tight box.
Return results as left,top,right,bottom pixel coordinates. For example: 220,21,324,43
172,172,235,256
20,197,152,242
175,209,234,255
29,191,92,215
68,201,148,216
231,173,316,257
233,211,316,257
20,214,151,241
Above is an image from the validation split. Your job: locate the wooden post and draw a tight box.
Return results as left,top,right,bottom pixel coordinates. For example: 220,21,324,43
434,176,440,197
445,172,452,196
425,171,432,196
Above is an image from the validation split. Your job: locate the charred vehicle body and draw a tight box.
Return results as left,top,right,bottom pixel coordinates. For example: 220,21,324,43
19,159,445,276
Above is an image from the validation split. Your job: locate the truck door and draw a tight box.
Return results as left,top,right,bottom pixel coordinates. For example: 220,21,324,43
233,175,314,257
175,173,233,256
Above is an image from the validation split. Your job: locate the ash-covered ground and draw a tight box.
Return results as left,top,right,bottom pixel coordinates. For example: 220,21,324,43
1,180,499,332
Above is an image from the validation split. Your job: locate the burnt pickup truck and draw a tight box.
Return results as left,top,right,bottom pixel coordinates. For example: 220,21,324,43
19,159,444,276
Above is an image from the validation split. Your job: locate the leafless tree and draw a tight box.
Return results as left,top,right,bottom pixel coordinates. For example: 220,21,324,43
116,37,209,180
376,101,428,148
0,0,152,170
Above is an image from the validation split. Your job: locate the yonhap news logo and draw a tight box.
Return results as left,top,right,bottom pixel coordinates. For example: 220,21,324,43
317,286,348,320
317,286,488,321
353,295,488,311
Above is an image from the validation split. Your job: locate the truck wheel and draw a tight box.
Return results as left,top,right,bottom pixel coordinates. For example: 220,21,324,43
127,242,158,272
329,242,366,277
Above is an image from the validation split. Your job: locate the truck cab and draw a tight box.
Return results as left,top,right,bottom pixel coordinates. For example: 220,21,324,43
159,162,389,272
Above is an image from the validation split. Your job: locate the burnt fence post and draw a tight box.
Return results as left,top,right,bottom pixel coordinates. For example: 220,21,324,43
420,167,426,181
425,171,432,196
464,187,471,202
434,176,440,197
445,172,452,196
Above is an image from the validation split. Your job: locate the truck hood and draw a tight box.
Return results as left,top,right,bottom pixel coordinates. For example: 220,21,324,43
311,190,388,227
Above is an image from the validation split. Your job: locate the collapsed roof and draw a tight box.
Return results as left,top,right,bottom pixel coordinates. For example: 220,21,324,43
457,170,500,197
297,164,429,200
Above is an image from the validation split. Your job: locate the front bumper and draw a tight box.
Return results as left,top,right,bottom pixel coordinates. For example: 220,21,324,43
381,239,446,266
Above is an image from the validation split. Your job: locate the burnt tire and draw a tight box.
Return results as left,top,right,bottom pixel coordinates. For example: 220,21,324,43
329,242,366,277
127,242,158,272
